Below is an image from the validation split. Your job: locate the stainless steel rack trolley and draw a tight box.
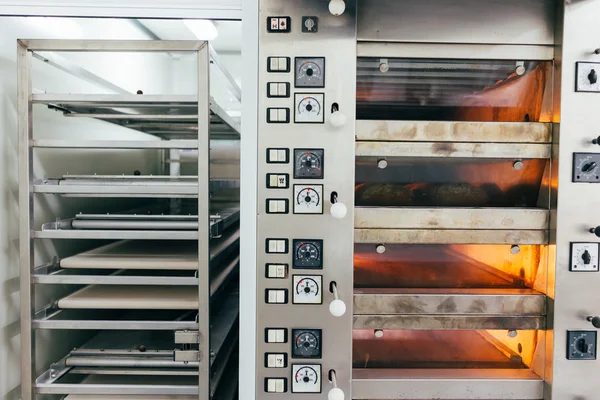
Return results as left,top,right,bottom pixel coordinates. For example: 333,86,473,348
19,40,241,400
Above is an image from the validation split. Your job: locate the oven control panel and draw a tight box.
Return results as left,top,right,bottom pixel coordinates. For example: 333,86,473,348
256,0,356,398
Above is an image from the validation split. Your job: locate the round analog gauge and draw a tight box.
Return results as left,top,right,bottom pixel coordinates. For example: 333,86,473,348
294,149,324,179
296,187,320,207
294,331,320,354
297,96,322,116
297,61,323,83
295,277,320,296
296,243,320,263
295,366,319,385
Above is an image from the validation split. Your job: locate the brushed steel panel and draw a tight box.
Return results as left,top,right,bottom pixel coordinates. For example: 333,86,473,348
353,315,545,330
353,288,547,316
357,0,555,45
356,121,552,143
352,368,544,399
354,229,548,245
355,208,549,230
356,142,550,159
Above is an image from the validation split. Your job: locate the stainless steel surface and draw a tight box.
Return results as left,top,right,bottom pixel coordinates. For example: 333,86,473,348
20,39,207,52
356,121,552,143
18,38,35,400
33,139,199,149
549,1,600,399
356,142,550,159
354,229,548,245
353,315,545,330
196,44,211,400
357,42,555,61
20,40,240,400
256,1,356,398
357,0,555,45
352,368,544,399
353,288,546,315
355,207,549,230
32,93,240,139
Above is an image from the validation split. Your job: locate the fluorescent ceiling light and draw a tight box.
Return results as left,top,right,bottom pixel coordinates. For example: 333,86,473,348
184,20,218,41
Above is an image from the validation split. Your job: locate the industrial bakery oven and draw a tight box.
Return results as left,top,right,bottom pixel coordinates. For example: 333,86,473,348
18,40,241,399
253,0,600,399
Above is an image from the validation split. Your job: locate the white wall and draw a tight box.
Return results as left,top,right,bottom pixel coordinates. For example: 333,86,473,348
0,17,186,400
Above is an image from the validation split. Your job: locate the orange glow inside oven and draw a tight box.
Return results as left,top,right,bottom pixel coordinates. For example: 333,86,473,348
352,330,543,370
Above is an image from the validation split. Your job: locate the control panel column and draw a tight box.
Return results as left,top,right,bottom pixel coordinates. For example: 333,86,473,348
256,1,356,399
552,1,600,399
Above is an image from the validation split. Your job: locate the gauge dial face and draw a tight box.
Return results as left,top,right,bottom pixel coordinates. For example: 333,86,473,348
294,149,324,179
293,240,323,269
293,275,322,304
295,57,325,88
292,364,321,393
292,329,322,359
574,153,600,182
294,185,323,214
570,243,600,272
295,93,324,123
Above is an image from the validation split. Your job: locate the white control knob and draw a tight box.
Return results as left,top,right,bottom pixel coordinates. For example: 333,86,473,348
329,299,347,317
331,202,347,219
376,244,386,254
329,0,346,16
374,329,384,338
330,110,347,128
329,387,345,400
329,282,346,317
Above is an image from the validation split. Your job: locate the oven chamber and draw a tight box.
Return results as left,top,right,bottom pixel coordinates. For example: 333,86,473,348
351,38,554,398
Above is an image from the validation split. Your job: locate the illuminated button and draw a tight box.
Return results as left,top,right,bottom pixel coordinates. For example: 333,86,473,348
277,150,287,161
278,57,288,71
278,83,288,96
267,264,287,279
269,82,279,96
267,329,286,343
278,109,287,121
269,57,279,71
266,289,288,304
267,354,287,368
270,18,279,31
265,378,287,393
268,149,279,162
269,108,278,122
266,199,288,214
269,175,279,187
266,239,288,254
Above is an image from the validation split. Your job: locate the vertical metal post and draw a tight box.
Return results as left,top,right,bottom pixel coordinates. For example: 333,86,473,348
197,41,211,400
17,40,34,400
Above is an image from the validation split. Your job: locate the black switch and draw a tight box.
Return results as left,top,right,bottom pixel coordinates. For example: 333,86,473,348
583,161,598,173
583,250,592,265
589,69,598,84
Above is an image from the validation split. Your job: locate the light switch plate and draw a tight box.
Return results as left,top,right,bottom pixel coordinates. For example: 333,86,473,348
570,243,600,272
